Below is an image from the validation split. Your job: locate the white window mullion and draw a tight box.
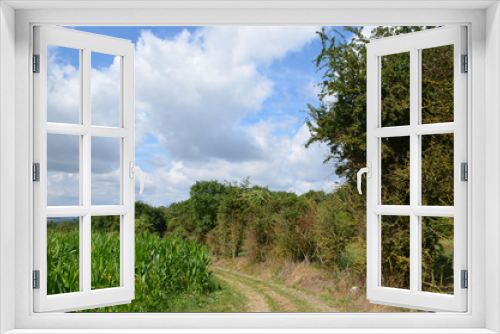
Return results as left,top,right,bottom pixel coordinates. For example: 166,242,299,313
372,205,454,217
376,215,382,288
82,48,91,208
409,47,420,295
366,46,379,300
46,124,88,136
90,127,130,138
45,206,88,217
121,50,135,294
412,206,454,217
33,26,49,307
82,214,91,294
46,124,130,137
373,123,454,138
412,123,454,135
89,205,129,216
373,205,411,215
120,54,125,287
45,205,130,217
453,26,468,307
82,47,92,295
372,126,411,138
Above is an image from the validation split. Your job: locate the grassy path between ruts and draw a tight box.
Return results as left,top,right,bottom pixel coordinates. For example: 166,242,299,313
213,267,337,312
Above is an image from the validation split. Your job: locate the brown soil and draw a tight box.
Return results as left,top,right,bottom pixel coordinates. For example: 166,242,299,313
213,258,413,313
214,271,270,312
214,267,337,312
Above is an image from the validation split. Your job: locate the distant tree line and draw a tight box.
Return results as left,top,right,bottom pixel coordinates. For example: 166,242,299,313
134,180,368,278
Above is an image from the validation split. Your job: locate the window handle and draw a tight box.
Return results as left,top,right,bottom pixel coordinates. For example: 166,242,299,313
357,162,371,195
129,162,145,195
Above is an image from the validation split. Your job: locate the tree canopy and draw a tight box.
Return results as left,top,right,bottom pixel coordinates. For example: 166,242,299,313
305,26,454,291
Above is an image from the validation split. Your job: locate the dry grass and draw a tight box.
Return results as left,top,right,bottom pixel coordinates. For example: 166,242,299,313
213,257,418,313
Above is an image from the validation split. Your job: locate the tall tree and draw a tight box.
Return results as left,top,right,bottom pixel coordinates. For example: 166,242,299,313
190,180,229,241
306,26,454,290
305,26,433,184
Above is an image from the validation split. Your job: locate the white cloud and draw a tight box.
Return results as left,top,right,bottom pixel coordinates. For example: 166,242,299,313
91,169,121,205
47,169,121,206
305,80,321,100
134,26,318,163
47,172,79,206
47,26,340,207
200,26,319,66
90,56,121,127
47,46,80,124
148,153,170,168
361,26,377,39
139,123,338,205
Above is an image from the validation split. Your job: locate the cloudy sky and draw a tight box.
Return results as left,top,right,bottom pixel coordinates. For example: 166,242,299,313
47,26,349,207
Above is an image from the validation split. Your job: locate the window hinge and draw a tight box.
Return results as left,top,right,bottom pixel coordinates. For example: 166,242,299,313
461,270,468,289
33,270,40,289
461,162,468,181
461,54,468,73
33,54,40,73
33,163,40,182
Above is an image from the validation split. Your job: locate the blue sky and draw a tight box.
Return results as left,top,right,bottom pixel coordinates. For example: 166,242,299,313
46,26,362,207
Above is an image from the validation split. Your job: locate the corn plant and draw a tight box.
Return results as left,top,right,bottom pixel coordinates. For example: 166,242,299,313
47,225,217,312
47,227,80,295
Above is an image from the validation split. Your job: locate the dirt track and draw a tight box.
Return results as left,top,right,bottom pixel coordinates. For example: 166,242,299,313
213,267,337,312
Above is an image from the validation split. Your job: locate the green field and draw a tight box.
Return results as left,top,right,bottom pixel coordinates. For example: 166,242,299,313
47,221,223,312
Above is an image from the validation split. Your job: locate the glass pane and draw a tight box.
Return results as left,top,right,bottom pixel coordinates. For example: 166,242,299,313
422,133,454,206
381,52,410,127
91,137,121,205
91,52,121,127
47,134,80,206
381,215,410,289
422,217,454,294
421,45,454,124
381,136,410,205
47,45,80,124
47,216,80,295
91,215,120,290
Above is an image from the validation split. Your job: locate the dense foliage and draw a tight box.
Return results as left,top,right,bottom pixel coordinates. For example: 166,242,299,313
305,26,454,291
165,182,368,273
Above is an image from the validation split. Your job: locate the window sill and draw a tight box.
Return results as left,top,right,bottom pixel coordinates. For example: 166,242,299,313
3,330,498,334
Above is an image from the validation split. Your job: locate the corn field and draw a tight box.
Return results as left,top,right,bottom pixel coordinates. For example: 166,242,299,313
47,224,217,312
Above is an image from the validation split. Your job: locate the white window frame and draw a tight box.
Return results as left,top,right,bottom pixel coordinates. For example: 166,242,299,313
365,26,467,312
33,25,136,313
1,1,499,333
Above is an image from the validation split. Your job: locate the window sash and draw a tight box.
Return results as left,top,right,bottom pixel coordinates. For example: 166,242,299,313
366,26,467,312
33,25,136,313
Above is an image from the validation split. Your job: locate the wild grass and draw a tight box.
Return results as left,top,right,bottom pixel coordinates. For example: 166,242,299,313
214,269,281,312
216,268,316,312
213,257,419,313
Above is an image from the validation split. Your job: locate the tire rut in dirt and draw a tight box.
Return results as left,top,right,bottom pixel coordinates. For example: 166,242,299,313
215,268,307,312
213,271,270,312
215,267,337,312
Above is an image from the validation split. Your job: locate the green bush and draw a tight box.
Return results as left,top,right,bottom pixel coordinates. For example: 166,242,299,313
339,242,366,276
